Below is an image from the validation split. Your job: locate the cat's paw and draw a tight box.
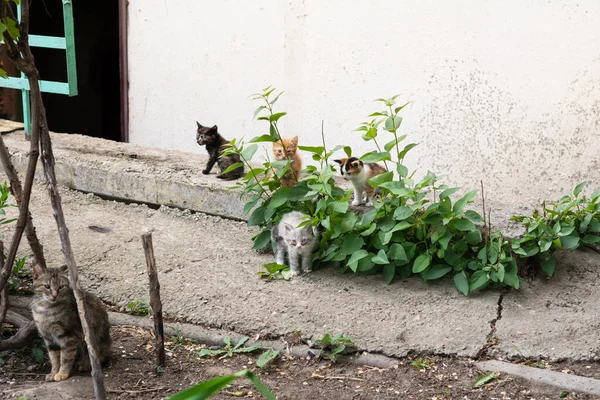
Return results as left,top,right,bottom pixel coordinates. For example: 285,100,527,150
53,371,70,381
202,169,210,175
45,373,56,382
290,270,301,277
351,199,361,206
365,200,373,207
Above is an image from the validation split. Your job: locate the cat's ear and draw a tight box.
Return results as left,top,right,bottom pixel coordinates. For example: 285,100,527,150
59,265,68,273
32,263,44,279
333,159,342,164
211,125,218,132
290,136,298,146
196,121,202,128
351,160,363,168
283,223,294,232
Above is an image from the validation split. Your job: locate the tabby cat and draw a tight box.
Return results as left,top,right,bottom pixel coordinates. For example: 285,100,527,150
196,122,245,180
31,264,111,382
272,136,302,188
271,211,319,276
334,157,386,206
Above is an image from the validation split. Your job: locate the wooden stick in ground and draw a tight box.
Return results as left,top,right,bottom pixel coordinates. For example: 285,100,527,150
0,134,47,269
0,241,7,324
141,232,165,368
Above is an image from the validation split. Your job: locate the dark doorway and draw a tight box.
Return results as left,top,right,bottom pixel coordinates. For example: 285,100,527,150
28,0,123,141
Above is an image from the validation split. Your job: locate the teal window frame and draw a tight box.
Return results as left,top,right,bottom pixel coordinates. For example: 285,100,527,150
0,0,77,133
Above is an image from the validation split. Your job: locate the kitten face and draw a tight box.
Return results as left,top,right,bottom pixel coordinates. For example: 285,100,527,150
272,136,298,160
334,157,363,179
283,223,314,249
196,122,218,145
32,264,70,303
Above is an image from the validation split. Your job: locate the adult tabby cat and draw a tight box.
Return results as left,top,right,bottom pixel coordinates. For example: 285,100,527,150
334,157,386,206
272,136,302,188
271,211,319,276
31,264,111,381
196,122,245,180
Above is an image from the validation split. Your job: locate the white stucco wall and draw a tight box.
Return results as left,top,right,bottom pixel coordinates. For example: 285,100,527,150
128,0,600,215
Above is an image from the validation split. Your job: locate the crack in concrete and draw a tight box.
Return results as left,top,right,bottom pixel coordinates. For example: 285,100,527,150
475,287,509,359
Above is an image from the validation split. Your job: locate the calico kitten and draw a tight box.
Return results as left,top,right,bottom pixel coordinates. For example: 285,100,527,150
31,264,111,382
334,157,386,206
196,122,245,180
272,136,302,188
271,211,319,276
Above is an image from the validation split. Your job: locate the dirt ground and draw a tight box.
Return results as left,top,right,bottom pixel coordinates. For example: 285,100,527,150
1,321,599,400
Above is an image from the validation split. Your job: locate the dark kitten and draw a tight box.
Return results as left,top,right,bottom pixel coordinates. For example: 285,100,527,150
31,264,111,382
196,122,244,180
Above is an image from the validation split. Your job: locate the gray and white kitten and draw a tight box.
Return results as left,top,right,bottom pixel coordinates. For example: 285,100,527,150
271,211,319,276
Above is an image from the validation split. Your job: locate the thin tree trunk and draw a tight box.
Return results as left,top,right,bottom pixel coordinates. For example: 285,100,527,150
0,134,46,269
0,241,7,324
0,309,37,351
142,232,165,368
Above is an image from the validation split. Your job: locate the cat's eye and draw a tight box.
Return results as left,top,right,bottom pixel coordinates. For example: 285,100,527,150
278,150,283,154
44,284,50,289
301,239,308,245
291,240,297,245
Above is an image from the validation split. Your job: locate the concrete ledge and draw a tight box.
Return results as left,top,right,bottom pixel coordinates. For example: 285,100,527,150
477,360,600,396
2,130,248,220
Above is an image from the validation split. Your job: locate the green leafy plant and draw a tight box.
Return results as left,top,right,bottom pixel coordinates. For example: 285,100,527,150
125,299,151,316
8,257,28,292
410,357,431,371
197,336,262,359
167,369,275,400
256,263,291,281
472,371,499,388
313,333,355,362
0,181,16,236
256,348,280,368
511,182,600,277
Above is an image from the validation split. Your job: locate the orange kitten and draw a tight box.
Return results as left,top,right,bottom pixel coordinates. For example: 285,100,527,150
272,136,302,188
334,157,386,206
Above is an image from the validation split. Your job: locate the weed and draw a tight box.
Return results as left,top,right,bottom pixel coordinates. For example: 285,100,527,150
197,336,262,359
256,348,280,368
8,257,29,292
313,333,355,362
167,327,189,352
473,371,499,388
256,262,291,281
410,357,431,371
125,299,151,316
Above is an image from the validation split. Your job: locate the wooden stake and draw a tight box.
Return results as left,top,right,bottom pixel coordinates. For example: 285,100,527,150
141,232,165,368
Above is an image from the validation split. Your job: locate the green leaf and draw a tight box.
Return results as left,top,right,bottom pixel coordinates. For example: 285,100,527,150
268,187,291,209
252,230,271,250
360,151,391,163
248,206,266,226
0,68,7,79
387,243,408,261
340,233,365,255
438,231,453,250
5,18,19,40
253,105,267,119
540,255,556,277
297,145,325,155
383,263,395,284
269,112,287,122
378,182,410,196
241,144,258,161
347,250,369,271
383,134,407,152
573,181,586,196
328,201,349,214
372,249,390,265
582,235,600,244
167,369,275,400
397,143,418,160
412,254,430,273
466,230,482,245
439,188,460,199
591,189,600,201
367,171,393,187
394,101,411,114
473,372,499,388
384,116,402,132
393,206,414,220
469,270,489,292
496,263,505,282
452,218,475,231
249,134,276,143
396,164,408,178
454,271,469,295
422,264,452,280
220,162,243,175
453,190,478,214
464,210,484,222
257,349,280,368
343,146,352,157
269,124,278,139
560,234,580,250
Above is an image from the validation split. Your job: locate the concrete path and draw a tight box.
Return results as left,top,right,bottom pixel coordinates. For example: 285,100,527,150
1,129,600,362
